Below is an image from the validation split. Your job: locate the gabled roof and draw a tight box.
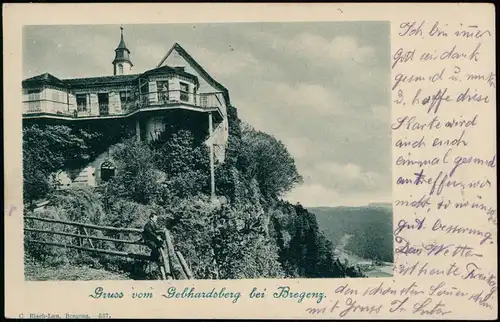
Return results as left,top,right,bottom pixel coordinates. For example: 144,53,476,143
140,65,199,84
156,43,231,106
22,73,67,88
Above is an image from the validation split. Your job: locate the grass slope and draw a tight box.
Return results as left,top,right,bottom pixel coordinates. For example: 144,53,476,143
25,260,130,281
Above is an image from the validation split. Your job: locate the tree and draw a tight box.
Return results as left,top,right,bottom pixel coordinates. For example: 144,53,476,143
239,124,303,200
211,200,284,279
106,139,164,205
152,125,211,198
268,202,361,278
22,124,93,204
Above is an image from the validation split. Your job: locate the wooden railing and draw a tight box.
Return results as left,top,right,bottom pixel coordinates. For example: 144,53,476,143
24,216,193,280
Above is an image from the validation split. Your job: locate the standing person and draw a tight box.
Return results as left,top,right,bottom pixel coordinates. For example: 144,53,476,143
143,213,164,263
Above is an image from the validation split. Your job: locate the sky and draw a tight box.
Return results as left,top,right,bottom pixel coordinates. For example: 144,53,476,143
23,22,391,207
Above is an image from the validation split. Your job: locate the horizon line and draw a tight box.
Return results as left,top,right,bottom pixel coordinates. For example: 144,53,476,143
296,202,393,208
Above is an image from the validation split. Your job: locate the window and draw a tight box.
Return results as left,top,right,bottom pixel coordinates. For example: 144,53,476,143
98,93,109,116
119,90,131,104
139,81,149,106
157,81,169,103
27,89,40,94
180,82,189,92
76,94,87,112
26,88,41,101
118,64,124,75
140,81,148,94
180,82,189,102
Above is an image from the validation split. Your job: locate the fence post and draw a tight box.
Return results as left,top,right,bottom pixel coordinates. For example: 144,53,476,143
160,231,173,280
82,227,95,249
176,251,194,279
164,229,187,280
75,227,83,255
159,261,167,280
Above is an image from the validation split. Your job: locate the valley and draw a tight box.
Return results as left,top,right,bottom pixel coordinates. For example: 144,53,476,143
309,204,394,277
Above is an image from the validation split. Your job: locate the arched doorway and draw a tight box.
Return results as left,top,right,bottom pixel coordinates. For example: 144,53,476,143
100,160,116,182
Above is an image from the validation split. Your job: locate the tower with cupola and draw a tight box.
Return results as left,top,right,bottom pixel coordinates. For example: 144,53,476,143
112,26,133,75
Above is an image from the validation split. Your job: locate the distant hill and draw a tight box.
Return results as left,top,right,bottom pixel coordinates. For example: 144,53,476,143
367,202,392,209
308,205,393,263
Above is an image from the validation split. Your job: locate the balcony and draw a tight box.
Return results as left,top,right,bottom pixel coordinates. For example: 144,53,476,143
23,100,73,116
23,90,224,120
139,90,222,110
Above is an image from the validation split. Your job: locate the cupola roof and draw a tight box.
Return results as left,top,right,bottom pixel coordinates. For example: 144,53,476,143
115,26,130,53
113,26,133,66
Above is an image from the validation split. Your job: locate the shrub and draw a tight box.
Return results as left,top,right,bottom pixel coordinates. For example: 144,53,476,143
107,140,163,205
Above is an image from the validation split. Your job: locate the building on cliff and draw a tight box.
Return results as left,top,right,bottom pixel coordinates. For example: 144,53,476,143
22,27,230,197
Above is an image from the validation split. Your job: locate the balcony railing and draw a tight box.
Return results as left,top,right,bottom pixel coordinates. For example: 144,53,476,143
138,90,222,110
23,90,223,119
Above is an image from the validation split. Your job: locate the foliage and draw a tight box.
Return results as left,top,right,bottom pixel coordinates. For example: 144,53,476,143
239,124,303,200
105,140,165,205
146,195,285,280
269,202,363,278
22,122,132,205
23,107,370,280
152,123,211,198
50,186,106,223
211,199,284,279
161,196,220,279
22,124,93,204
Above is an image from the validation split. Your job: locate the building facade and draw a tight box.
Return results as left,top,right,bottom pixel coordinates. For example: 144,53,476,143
22,28,230,194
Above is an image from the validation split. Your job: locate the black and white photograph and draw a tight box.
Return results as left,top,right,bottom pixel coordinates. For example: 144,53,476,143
22,22,392,281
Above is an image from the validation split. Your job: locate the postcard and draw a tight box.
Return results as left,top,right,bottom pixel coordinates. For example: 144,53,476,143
3,3,497,319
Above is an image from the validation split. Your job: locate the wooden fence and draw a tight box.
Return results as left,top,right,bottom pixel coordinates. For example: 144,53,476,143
24,216,194,280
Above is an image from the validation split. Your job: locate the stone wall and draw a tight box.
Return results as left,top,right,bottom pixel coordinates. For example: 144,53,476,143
55,149,115,188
